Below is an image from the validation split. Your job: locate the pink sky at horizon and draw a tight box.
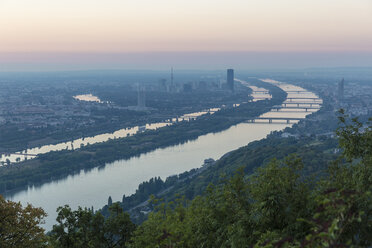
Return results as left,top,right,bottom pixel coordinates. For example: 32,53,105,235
1,0,372,70
1,0,372,53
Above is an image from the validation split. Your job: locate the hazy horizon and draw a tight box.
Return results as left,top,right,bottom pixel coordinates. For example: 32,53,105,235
1,51,372,72
1,0,371,71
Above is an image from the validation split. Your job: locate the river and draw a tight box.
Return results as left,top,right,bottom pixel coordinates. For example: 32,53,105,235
4,79,322,230
0,107,219,164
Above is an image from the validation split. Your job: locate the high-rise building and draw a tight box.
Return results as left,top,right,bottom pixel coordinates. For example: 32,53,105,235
137,86,146,108
227,69,234,91
338,78,344,101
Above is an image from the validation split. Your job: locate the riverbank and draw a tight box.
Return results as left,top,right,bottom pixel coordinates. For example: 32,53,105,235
7,79,314,231
0,81,286,194
0,86,251,156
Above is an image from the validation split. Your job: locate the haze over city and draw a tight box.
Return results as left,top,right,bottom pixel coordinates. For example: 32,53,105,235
1,0,372,70
1,1,372,247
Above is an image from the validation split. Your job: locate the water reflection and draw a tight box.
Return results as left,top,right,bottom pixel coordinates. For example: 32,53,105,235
7,122,291,230
73,94,103,103
256,79,322,123
0,110,219,164
235,79,272,102
0,87,260,164
5,79,323,230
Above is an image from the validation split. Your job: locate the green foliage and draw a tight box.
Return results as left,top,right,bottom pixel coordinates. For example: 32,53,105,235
299,189,370,247
110,134,336,225
3,112,370,247
50,203,135,248
336,109,372,164
0,195,47,248
130,158,314,248
249,156,313,239
129,115,372,247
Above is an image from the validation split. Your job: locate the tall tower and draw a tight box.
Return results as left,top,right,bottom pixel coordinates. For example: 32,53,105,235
227,69,234,91
338,78,344,101
137,86,146,108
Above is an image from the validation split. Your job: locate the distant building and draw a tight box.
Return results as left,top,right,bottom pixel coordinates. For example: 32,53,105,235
183,83,192,92
227,69,234,91
137,86,146,108
338,78,344,101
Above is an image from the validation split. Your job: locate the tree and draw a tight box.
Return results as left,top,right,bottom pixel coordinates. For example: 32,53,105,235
50,203,135,248
0,195,47,247
130,115,372,247
50,205,94,248
103,203,136,247
263,113,372,247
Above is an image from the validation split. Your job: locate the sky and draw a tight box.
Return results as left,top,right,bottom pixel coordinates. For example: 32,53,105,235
1,0,372,70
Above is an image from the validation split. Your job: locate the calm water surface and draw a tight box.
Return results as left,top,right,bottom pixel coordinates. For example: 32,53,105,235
5,79,322,230
7,123,290,230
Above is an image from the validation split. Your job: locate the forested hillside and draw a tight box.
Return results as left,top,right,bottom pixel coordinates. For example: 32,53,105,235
128,115,372,247
101,105,340,222
1,114,371,247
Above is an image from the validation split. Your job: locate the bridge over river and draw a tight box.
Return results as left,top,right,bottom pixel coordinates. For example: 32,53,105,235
271,105,320,112
246,117,306,124
250,79,322,124
5,78,323,230
282,102,321,108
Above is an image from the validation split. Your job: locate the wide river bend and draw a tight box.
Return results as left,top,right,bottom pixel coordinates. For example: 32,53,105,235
5,79,322,230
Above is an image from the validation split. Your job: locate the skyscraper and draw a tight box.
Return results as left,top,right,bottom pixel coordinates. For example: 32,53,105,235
227,69,234,91
338,78,344,101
